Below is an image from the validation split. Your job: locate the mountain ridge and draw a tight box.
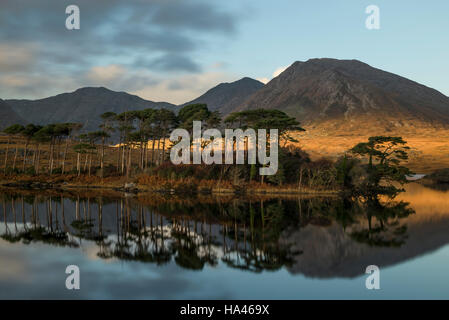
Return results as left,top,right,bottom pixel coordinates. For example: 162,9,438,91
6,87,177,132
0,99,26,130
4,59,449,136
234,58,449,134
179,77,264,115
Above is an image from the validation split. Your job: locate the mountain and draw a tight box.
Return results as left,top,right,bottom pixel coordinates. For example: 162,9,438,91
235,58,449,135
180,77,264,115
281,184,449,278
281,212,449,278
6,87,176,132
0,99,26,130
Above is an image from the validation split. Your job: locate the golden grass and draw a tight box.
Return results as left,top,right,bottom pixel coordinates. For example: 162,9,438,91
291,128,449,174
2,125,449,176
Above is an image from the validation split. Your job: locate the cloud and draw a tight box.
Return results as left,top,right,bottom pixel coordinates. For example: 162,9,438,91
211,61,228,69
257,66,288,84
0,0,241,99
272,66,287,78
0,72,81,98
0,75,30,87
149,0,236,34
145,54,201,73
86,65,127,83
257,77,270,84
83,65,161,93
81,64,233,104
0,43,37,72
112,28,197,53
131,71,236,104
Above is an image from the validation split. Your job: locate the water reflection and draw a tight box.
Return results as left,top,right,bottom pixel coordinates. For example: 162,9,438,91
0,187,420,276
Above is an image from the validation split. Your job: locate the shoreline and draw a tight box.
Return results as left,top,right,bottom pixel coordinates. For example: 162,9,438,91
0,174,339,196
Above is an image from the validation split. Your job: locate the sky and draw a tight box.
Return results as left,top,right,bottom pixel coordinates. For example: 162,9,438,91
0,0,448,104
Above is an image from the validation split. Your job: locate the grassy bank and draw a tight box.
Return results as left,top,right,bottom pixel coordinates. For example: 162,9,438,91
0,173,338,196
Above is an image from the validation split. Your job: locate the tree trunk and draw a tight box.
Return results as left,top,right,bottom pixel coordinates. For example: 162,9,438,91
88,154,92,177
35,145,41,174
32,143,38,166
126,145,132,180
83,153,88,172
22,141,29,171
150,138,156,166
161,134,166,164
4,137,10,173
77,153,81,176
116,143,121,173
116,136,122,173
139,140,143,170
121,144,126,175
12,143,18,171
62,138,69,174
144,140,148,170
156,139,161,166
101,136,105,178
57,138,62,169
49,140,54,174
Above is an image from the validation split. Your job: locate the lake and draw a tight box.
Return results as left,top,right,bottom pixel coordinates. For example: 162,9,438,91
0,183,448,299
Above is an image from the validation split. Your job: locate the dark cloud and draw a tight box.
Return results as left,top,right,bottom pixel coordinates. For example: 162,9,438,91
141,54,201,72
0,0,240,98
112,28,196,52
150,1,236,33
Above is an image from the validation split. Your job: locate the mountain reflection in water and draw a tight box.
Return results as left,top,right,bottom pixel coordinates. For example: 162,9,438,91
1,183,447,277
1,183,449,299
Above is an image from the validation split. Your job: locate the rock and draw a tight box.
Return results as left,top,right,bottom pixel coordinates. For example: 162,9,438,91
124,182,137,190
115,182,139,193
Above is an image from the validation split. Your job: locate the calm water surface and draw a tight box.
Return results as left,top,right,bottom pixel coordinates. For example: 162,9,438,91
0,183,448,299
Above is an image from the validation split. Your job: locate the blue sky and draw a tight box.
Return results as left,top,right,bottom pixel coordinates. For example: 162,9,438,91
1,0,448,103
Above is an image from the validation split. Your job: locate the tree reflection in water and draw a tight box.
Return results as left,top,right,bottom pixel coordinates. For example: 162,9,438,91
0,189,414,272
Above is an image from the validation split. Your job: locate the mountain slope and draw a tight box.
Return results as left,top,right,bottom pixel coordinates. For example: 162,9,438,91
236,59,449,135
7,87,176,132
0,99,26,130
180,77,264,115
